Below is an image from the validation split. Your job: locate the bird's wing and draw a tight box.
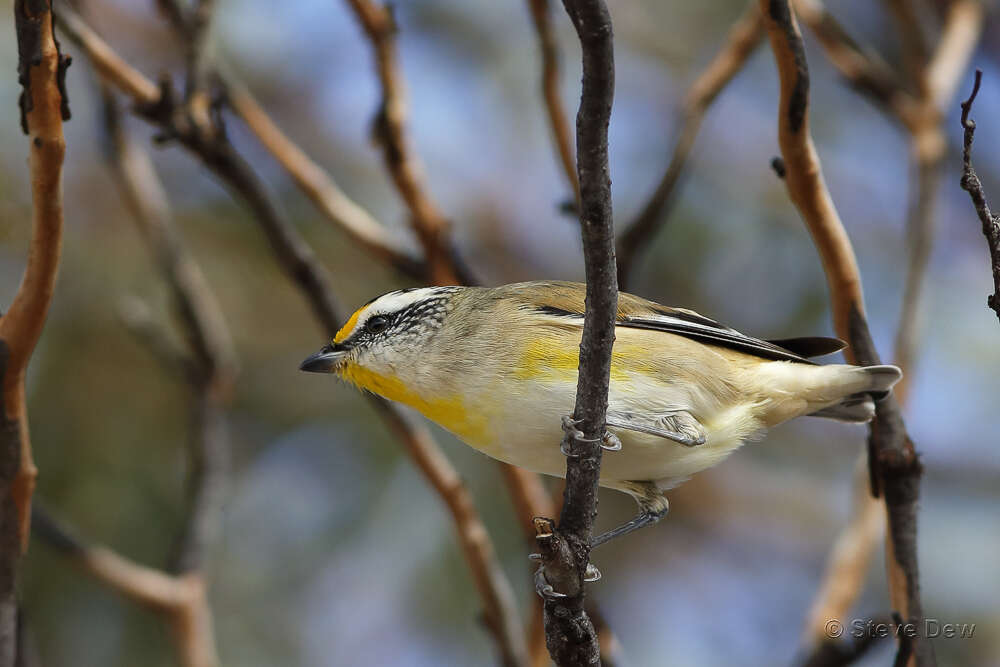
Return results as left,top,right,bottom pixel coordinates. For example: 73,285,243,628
509,281,844,364
606,410,706,447
615,314,835,364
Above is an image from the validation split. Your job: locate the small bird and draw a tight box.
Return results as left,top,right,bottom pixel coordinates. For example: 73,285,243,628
301,281,901,544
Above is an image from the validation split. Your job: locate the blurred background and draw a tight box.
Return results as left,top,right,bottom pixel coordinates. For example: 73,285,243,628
2,0,998,664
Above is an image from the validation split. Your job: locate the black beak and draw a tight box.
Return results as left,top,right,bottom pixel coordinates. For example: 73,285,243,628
299,344,344,373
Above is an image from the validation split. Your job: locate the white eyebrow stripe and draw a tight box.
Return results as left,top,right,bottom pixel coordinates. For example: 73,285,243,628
368,289,440,314
346,287,458,337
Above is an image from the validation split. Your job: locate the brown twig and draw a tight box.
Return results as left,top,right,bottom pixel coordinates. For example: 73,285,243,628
792,0,922,132
759,2,931,665
882,0,929,87
527,0,580,205
344,0,467,286
893,0,982,400
960,70,1000,324
101,88,237,574
161,0,427,278
372,403,528,667
2,1,70,661
616,1,764,287
58,9,529,665
535,1,617,665
225,82,425,278
33,506,219,667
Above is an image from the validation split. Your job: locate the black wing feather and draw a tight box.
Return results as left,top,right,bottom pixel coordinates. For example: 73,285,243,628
619,317,830,364
531,300,842,364
765,336,845,358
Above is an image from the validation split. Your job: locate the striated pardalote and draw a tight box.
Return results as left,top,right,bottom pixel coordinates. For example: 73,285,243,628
301,281,900,543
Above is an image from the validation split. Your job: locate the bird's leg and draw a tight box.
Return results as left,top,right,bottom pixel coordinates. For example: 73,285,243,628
591,482,669,548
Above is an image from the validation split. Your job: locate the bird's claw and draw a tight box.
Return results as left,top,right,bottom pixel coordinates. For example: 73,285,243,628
584,563,602,582
600,431,622,451
534,566,568,600
561,416,622,454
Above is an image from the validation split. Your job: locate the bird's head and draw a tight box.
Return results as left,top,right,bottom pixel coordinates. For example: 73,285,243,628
299,286,461,386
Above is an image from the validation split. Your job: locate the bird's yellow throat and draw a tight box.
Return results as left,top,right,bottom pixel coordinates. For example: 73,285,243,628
337,361,488,442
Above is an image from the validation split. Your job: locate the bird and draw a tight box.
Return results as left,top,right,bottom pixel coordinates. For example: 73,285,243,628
300,281,901,545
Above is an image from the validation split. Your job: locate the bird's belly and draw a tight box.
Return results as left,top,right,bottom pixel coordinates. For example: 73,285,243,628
465,378,753,488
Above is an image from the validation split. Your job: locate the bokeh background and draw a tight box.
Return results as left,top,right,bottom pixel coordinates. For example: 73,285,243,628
2,0,998,664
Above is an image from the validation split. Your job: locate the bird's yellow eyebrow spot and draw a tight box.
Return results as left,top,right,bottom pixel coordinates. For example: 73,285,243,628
334,306,365,343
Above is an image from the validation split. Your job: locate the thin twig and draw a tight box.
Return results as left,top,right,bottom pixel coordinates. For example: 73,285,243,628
959,70,1000,324
892,158,942,402
225,82,425,277
759,3,931,665
893,0,983,400
527,0,580,205
535,0,617,665
617,0,764,286
32,505,219,667
3,1,70,661
882,0,929,87
343,0,467,285
58,9,529,665
101,88,237,574
792,0,921,133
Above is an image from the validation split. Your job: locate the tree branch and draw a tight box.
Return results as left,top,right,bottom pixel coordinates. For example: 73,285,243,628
959,70,1000,324
527,0,580,206
100,88,238,574
793,0,922,132
536,0,617,664
343,0,469,285
617,0,763,286
2,1,70,662
225,82,426,278
759,3,931,665
32,506,219,667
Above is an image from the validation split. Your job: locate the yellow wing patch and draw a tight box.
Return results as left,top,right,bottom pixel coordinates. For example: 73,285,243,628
334,306,365,344
513,337,656,385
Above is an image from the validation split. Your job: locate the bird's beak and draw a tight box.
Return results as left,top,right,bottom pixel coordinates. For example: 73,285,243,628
299,344,346,373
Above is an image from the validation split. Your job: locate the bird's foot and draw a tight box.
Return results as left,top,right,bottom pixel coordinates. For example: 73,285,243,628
560,415,622,455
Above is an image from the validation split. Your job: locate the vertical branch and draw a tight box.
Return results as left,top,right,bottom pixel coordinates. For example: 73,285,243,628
617,1,764,286
758,2,931,665
527,0,580,205
959,71,1000,324
344,0,466,285
3,1,70,662
535,0,616,665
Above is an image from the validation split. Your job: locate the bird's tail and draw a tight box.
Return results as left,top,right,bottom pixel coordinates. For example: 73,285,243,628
805,364,903,423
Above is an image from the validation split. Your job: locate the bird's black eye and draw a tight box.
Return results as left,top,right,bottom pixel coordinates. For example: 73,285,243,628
365,315,390,335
